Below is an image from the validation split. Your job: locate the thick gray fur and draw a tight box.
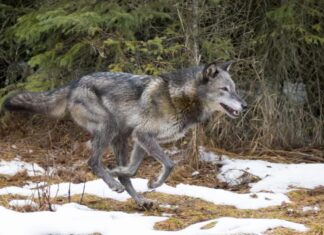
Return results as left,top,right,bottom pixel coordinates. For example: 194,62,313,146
4,61,247,208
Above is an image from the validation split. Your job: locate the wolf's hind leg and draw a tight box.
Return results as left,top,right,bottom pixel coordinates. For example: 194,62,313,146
110,143,145,177
87,126,125,193
111,138,154,209
69,99,124,193
134,131,175,189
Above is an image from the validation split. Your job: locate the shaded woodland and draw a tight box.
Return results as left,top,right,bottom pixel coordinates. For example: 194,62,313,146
0,0,323,156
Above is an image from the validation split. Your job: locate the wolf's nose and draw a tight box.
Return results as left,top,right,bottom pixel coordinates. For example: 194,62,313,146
241,103,248,110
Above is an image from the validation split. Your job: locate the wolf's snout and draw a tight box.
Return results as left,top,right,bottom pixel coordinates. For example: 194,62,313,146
241,103,247,111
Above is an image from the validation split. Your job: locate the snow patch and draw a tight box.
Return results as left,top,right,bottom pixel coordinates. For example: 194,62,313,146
0,203,164,235
302,205,320,213
0,178,289,210
221,160,324,193
187,217,308,234
0,203,307,235
0,160,45,176
191,171,199,176
157,183,289,209
9,199,37,208
159,204,179,210
200,149,324,193
199,149,225,163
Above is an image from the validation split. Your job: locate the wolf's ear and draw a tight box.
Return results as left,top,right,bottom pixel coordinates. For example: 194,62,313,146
219,60,235,72
202,62,218,83
201,60,235,83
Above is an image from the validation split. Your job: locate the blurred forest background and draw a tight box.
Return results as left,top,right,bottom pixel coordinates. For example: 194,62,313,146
0,0,323,157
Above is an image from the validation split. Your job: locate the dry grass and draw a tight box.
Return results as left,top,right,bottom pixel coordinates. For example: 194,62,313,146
0,115,323,234
193,59,324,157
0,158,323,234
1,187,323,234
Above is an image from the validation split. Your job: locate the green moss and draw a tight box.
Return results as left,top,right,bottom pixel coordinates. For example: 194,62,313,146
200,221,217,230
24,73,53,92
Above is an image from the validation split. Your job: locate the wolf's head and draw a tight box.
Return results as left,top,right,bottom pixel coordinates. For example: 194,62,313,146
198,61,247,119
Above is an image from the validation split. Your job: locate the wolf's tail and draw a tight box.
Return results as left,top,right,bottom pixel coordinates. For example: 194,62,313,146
3,86,70,117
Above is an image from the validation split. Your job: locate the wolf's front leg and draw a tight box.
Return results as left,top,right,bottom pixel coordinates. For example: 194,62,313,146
134,131,175,189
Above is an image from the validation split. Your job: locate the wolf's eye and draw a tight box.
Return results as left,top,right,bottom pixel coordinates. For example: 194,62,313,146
221,87,229,92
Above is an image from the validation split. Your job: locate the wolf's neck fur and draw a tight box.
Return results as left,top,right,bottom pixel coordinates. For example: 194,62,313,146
160,66,210,125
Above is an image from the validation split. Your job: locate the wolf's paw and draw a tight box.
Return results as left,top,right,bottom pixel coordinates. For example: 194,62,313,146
110,181,125,193
137,198,156,210
147,178,163,189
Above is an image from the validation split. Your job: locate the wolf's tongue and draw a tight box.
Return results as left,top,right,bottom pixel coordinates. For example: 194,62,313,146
220,103,239,117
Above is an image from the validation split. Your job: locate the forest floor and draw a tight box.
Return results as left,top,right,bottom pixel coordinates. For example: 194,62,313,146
0,116,323,235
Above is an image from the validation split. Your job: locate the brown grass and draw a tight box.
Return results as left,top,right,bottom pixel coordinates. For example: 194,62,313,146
1,187,323,234
0,114,323,234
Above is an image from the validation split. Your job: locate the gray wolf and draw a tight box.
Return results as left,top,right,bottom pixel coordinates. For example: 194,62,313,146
4,61,247,208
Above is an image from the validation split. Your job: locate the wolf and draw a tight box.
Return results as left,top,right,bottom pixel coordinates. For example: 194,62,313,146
4,60,247,208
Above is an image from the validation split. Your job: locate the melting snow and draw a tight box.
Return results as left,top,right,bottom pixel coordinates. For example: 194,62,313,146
0,203,307,235
0,178,289,209
302,205,320,213
200,149,324,193
183,217,308,235
9,199,37,208
2,151,322,234
0,160,45,176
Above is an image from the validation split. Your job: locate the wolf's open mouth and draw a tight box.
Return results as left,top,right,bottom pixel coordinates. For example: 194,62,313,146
220,103,240,118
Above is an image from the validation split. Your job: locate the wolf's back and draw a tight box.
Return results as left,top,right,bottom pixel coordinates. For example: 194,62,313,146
4,86,69,117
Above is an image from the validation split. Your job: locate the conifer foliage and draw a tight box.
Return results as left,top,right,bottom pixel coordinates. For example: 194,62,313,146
0,0,323,149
